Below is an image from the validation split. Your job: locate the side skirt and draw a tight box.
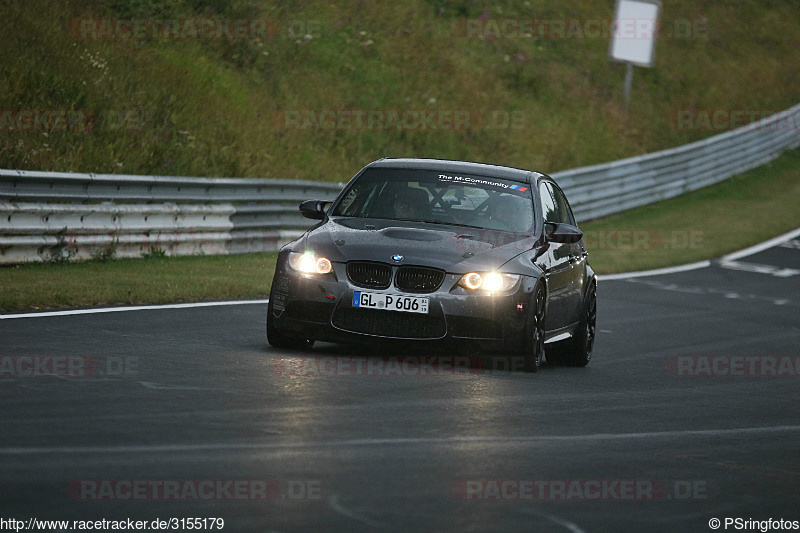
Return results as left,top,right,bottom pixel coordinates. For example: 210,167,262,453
544,322,579,344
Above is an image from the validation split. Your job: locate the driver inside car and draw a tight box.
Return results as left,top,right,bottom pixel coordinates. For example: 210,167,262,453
484,196,519,230
392,187,428,220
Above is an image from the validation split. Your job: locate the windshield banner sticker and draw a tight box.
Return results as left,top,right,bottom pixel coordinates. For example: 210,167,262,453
437,173,529,194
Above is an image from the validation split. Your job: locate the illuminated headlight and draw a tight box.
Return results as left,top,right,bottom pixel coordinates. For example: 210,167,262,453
458,272,520,292
287,251,332,274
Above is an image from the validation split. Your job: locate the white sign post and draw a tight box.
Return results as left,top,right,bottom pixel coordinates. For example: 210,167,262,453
609,0,661,110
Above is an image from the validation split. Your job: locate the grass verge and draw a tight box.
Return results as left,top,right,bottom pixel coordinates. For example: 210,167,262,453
0,253,277,313
581,147,800,273
1,148,798,313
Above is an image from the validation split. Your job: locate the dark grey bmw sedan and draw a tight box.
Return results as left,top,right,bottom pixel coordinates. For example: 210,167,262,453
267,158,596,372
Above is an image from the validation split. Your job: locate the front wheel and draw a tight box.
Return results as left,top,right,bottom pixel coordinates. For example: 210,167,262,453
266,299,314,350
554,283,596,367
521,282,546,373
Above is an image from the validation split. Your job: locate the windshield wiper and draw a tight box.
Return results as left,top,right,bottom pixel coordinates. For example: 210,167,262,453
419,220,486,230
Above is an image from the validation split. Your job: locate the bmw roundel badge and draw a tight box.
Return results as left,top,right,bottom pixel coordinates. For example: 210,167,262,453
392,254,404,262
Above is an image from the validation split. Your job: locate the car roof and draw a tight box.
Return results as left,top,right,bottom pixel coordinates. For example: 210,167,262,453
365,158,541,184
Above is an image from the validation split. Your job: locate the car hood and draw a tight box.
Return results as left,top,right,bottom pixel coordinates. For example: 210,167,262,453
297,217,537,272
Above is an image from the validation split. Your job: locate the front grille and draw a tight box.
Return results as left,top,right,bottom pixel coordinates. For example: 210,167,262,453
394,266,446,293
347,262,392,289
332,307,446,339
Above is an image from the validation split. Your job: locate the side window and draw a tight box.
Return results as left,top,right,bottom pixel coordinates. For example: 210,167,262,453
538,181,558,224
549,183,577,226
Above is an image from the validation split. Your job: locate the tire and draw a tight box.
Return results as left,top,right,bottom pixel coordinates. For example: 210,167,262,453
266,299,314,350
522,282,546,373
557,283,596,367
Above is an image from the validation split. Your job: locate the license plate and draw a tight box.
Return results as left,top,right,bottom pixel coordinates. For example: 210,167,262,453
352,291,429,314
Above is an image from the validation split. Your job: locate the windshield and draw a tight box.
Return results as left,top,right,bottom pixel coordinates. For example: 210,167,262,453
331,168,534,232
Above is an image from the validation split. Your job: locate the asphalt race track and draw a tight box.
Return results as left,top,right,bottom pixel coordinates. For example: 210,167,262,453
1,230,799,532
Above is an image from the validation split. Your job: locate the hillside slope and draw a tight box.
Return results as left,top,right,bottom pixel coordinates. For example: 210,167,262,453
2,0,799,180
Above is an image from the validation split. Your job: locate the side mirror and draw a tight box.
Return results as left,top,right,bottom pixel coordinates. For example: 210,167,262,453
299,200,329,220
544,222,583,244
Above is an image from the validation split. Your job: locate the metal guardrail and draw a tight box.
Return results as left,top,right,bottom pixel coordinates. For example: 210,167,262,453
1,103,798,263
554,103,800,221
0,173,342,263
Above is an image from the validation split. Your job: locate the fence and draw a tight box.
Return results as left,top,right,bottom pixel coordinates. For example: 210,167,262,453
0,174,341,263
1,103,798,263
554,103,800,221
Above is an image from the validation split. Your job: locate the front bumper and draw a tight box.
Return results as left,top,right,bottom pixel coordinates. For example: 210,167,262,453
268,261,537,351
